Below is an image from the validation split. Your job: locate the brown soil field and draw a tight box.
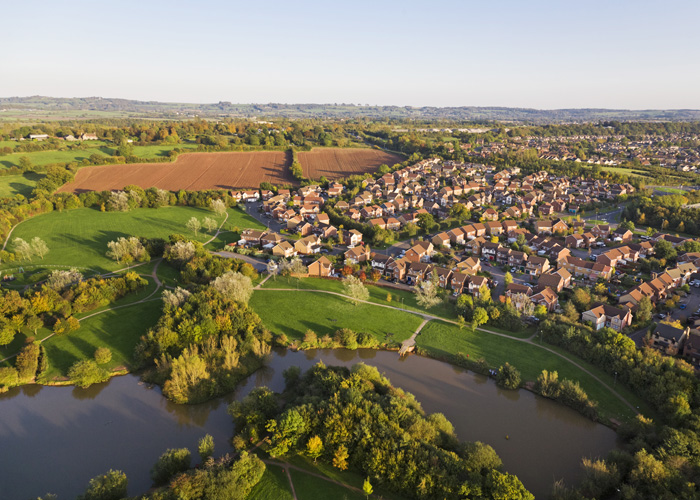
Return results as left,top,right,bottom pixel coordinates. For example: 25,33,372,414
298,148,404,180
57,151,293,193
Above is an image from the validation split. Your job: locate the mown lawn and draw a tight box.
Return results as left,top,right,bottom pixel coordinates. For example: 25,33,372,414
290,468,365,500
249,289,422,343
261,277,459,321
246,464,294,500
417,320,644,423
1,206,239,274
41,297,163,378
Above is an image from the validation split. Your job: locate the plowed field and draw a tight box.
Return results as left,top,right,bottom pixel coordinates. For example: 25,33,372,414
58,151,292,193
298,148,403,180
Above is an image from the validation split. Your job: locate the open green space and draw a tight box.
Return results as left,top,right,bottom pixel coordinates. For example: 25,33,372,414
0,171,43,198
417,320,643,423
285,456,407,500
41,297,163,379
1,206,260,275
261,277,459,321
0,142,199,169
596,166,650,177
654,186,688,194
246,464,294,500
290,468,365,500
250,289,422,343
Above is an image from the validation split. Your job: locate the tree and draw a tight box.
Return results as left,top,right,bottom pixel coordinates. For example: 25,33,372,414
363,477,373,499
496,363,521,390
416,276,442,309
212,271,253,304
654,239,676,261
15,343,40,381
478,284,492,305
77,469,128,500
162,287,191,308
343,275,369,305
490,236,499,244
107,191,130,212
30,237,49,260
572,287,592,311
198,434,215,462
504,272,513,286
210,198,227,216
637,296,653,323
186,217,202,236
19,156,32,170
45,268,83,291
306,435,323,463
472,307,489,330
332,445,349,470
13,238,33,261
150,448,191,486
417,213,436,232
563,301,578,322
203,217,218,233
94,347,112,365
450,203,471,222
167,240,196,262
68,360,109,388
534,304,548,320
106,237,148,264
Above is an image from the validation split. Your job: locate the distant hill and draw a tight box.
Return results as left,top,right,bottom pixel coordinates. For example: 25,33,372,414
1,96,699,123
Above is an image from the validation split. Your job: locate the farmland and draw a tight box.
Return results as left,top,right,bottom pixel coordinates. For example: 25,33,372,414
58,151,293,193
298,148,403,180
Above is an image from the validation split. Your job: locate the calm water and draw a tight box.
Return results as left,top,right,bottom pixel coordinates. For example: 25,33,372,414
0,349,617,499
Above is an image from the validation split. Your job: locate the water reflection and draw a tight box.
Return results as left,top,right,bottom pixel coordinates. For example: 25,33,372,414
0,348,617,500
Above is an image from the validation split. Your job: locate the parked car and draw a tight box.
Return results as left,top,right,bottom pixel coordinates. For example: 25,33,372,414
492,280,499,287
658,313,667,319
510,267,517,273
680,304,687,310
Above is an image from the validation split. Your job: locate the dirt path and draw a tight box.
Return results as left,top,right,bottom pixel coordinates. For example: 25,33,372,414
1,219,26,252
203,211,230,246
256,287,639,415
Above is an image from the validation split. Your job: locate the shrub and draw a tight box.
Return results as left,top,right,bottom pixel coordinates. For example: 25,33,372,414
77,469,128,500
0,367,19,389
496,363,521,390
198,434,215,462
151,448,192,486
94,347,112,365
68,360,110,388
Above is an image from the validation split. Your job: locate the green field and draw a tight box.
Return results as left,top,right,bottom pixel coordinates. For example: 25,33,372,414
654,186,688,195
290,468,365,500
41,297,163,379
417,320,647,423
261,277,459,321
596,166,650,177
1,206,264,276
0,142,198,169
250,289,423,343
0,172,44,197
247,465,294,500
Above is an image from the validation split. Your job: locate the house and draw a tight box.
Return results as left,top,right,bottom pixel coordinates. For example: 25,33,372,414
552,219,569,234
481,241,501,261
261,232,284,248
345,245,370,264
682,332,700,368
287,215,303,230
467,275,489,297
272,241,296,258
534,220,553,235
431,232,451,248
558,256,613,280
565,234,585,249
611,228,633,243
525,256,550,276
344,229,363,247
404,241,434,262
651,323,690,354
80,133,98,140
537,268,572,292
240,229,267,246
450,271,470,293
370,252,393,272
307,256,334,277
447,227,466,246
387,258,408,281
505,283,533,299
455,256,481,275
485,221,504,236
406,262,433,285
295,235,321,255
465,236,486,255
591,224,611,238
429,267,453,288
531,286,559,312
581,304,633,332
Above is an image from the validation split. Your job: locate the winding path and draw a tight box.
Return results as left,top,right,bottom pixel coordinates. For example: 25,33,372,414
256,287,639,415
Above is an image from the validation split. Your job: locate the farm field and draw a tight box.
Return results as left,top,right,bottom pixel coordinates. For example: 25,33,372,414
58,151,293,193
298,148,403,180
1,206,262,275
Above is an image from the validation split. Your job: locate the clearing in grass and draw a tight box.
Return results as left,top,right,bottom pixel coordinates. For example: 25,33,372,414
246,464,294,500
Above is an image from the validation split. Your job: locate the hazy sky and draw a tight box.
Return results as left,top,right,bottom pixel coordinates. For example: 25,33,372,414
4,0,700,109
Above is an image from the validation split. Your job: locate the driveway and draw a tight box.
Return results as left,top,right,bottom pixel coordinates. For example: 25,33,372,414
485,260,534,298
242,201,285,233
675,285,700,322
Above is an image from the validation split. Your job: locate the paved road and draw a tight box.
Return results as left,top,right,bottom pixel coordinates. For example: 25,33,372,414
582,208,623,224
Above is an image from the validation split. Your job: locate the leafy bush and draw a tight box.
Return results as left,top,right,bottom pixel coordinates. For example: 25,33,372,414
150,448,191,486
68,360,109,388
77,469,127,500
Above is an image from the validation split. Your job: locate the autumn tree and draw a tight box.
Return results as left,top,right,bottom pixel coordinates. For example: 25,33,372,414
30,237,49,260
203,217,218,233
472,307,489,330
416,276,441,309
186,217,202,236
211,198,227,216
306,435,323,463
504,271,513,286
343,275,369,305
212,271,253,305
332,445,349,470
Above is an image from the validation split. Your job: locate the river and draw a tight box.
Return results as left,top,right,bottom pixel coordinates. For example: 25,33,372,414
0,349,617,499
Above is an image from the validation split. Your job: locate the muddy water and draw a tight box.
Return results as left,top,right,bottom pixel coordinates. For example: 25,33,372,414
0,349,617,499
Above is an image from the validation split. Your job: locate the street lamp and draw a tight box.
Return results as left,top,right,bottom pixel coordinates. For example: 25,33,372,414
614,371,618,387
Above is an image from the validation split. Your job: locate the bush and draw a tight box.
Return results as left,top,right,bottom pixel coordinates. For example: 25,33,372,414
151,447,192,486
94,347,112,365
0,367,19,389
198,434,215,462
495,363,521,390
77,469,128,500
68,360,110,388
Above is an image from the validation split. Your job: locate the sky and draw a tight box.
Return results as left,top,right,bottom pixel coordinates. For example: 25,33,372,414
3,0,700,109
